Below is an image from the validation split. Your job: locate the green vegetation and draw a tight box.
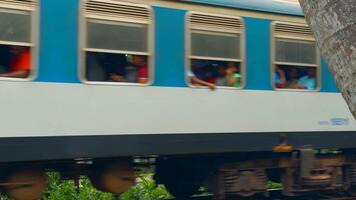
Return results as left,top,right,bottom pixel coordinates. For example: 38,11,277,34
121,175,171,200
42,173,114,200
0,194,10,200
0,173,171,200
267,181,282,189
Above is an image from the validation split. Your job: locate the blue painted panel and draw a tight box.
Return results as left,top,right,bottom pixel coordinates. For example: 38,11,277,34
320,59,339,92
152,7,186,87
36,0,79,83
244,17,272,90
180,0,303,16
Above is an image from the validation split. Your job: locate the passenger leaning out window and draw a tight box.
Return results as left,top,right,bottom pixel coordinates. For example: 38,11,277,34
0,45,31,79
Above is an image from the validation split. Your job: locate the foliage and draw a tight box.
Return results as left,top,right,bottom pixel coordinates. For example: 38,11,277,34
0,194,10,200
267,181,282,189
121,175,172,200
0,172,171,200
42,173,114,200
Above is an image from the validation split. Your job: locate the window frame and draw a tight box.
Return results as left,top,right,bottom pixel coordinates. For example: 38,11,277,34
271,21,321,92
185,11,246,90
79,0,154,86
0,0,39,82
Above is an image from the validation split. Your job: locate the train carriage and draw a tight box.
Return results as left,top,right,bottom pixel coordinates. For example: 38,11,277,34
0,0,356,199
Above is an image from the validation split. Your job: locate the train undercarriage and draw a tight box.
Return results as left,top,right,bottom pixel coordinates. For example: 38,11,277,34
154,149,356,199
1,148,356,200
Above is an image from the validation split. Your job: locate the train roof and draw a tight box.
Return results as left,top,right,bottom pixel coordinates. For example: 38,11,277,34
178,0,304,16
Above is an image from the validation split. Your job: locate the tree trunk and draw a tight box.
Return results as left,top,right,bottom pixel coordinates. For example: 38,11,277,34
298,0,356,118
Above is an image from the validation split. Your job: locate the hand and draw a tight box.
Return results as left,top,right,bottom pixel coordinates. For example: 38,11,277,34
110,74,124,82
207,83,216,90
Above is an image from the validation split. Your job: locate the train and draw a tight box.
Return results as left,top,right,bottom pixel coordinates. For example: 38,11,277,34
0,0,356,199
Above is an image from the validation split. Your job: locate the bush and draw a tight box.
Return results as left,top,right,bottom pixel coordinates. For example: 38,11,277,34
42,173,114,200
0,172,171,200
121,175,172,200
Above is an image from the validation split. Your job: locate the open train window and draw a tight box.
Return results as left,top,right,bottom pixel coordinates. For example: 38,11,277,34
81,0,152,85
0,0,37,80
187,12,244,89
272,22,320,91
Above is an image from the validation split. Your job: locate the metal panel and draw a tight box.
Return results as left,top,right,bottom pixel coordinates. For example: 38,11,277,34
1,131,356,162
190,12,243,33
84,0,150,23
177,0,304,16
274,22,314,39
0,0,36,10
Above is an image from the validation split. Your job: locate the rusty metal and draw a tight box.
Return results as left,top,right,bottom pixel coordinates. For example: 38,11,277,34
88,161,135,194
350,165,356,185
211,168,268,199
3,168,47,200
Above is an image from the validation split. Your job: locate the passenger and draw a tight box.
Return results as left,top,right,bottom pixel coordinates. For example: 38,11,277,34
286,68,305,89
226,62,241,87
216,64,227,86
124,55,148,83
275,66,286,88
86,52,126,82
298,67,317,90
191,60,218,84
188,69,216,90
107,54,126,82
0,46,30,78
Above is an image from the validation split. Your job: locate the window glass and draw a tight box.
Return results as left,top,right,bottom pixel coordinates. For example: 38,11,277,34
188,13,244,89
276,39,316,64
0,6,34,80
83,1,151,84
0,9,31,43
86,20,148,52
273,22,319,91
191,30,240,59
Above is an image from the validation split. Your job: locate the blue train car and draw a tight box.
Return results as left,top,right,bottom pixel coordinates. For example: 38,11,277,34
0,0,355,199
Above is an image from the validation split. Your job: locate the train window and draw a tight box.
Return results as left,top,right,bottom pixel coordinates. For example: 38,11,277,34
187,12,244,89
0,0,37,80
272,22,320,91
81,0,152,84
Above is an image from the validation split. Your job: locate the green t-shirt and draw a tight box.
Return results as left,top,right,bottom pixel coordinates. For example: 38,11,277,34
232,73,241,87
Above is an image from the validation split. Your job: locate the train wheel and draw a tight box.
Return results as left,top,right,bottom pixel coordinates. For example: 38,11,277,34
164,180,200,199
89,161,135,194
3,167,47,200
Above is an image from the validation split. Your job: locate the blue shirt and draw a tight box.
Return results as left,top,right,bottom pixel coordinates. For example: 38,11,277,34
298,76,316,90
275,73,281,84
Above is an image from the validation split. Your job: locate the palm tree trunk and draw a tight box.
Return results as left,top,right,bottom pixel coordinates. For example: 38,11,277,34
298,0,356,118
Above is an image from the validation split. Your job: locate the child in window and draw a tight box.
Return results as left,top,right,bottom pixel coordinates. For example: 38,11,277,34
226,62,241,88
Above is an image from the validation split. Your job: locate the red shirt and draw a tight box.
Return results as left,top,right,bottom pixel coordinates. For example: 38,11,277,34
10,50,31,72
138,65,148,78
207,77,216,84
